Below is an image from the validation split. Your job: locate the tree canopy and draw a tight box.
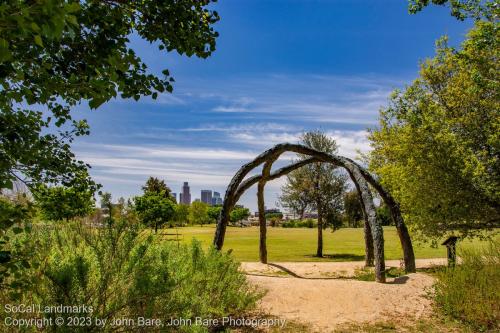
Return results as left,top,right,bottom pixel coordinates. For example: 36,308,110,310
0,0,219,192
368,18,499,239
142,177,174,200
189,201,210,227
408,0,498,21
35,184,94,222
134,193,175,233
230,206,250,224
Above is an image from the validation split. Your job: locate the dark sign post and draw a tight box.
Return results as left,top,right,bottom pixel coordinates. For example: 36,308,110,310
442,236,459,267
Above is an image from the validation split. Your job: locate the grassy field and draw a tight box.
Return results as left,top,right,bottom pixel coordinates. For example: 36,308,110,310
156,225,496,262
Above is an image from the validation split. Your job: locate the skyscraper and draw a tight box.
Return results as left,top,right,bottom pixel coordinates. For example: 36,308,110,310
212,191,223,205
180,182,191,205
201,190,212,205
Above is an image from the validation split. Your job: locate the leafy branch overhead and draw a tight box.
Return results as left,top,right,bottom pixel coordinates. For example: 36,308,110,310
408,0,498,21
0,0,219,190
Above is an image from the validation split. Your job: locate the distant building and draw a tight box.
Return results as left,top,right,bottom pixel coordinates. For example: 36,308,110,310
254,208,282,217
180,182,191,205
201,190,212,205
171,192,177,202
212,191,223,205
194,198,201,202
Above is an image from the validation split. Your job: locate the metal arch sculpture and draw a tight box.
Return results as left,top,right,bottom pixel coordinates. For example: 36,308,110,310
213,143,416,283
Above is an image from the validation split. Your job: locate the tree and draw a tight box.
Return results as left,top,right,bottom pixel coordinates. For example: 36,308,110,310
343,190,364,228
279,167,311,219
408,0,496,21
134,193,175,233
207,206,222,224
0,1,219,192
230,207,250,225
189,201,210,227
0,195,34,293
368,18,500,239
174,204,190,226
282,131,347,257
142,177,173,199
35,184,94,222
100,192,114,225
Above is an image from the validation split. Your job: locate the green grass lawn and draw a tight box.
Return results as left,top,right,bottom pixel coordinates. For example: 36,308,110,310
157,225,496,262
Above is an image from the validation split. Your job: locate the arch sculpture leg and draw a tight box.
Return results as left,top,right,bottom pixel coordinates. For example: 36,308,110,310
346,166,384,282
257,182,267,263
353,166,416,273
363,220,374,267
356,189,374,267
257,156,279,264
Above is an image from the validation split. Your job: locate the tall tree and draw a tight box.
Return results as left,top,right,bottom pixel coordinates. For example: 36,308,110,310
0,1,219,192
368,17,499,239
142,177,173,199
281,131,347,257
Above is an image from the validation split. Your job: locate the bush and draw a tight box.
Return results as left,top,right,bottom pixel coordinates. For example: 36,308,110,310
433,240,500,331
282,219,317,228
2,220,261,332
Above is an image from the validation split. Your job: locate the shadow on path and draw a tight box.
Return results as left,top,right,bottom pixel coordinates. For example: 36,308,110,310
246,263,341,280
245,263,413,284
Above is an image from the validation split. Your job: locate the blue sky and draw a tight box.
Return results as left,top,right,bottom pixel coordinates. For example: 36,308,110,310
73,0,471,211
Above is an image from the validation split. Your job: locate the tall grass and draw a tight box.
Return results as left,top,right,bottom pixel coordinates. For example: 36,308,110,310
433,240,499,331
1,219,261,332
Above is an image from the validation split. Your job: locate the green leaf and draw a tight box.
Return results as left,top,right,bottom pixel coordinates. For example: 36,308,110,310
67,15,78,26
34,35,43,47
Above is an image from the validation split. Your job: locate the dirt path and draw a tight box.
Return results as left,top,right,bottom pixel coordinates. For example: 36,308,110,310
242,260,444,332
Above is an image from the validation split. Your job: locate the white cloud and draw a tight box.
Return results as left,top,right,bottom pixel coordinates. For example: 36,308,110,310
94,144,258,161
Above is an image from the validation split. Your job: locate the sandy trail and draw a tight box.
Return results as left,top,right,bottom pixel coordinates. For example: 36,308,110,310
242,260,445,332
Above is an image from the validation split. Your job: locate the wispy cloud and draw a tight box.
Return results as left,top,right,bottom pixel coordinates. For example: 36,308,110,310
76,73,397,209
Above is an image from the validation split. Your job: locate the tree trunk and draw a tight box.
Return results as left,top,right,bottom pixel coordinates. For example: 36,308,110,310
257,181,267,264
155,222,158,234
316,198,323,257
363,219,374,267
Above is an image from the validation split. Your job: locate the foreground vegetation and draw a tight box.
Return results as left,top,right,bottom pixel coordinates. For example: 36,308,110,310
0,220,260,333
158,225,497,262
434,241,499,331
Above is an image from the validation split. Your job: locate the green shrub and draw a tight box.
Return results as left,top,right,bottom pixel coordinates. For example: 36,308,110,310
3,220,261,332
433,240,500,331
282,219,317,228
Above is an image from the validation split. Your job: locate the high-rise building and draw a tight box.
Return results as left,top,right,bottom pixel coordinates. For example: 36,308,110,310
201,190,212,205
180,182,191,205
212,191,223,205
171,192,177,202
